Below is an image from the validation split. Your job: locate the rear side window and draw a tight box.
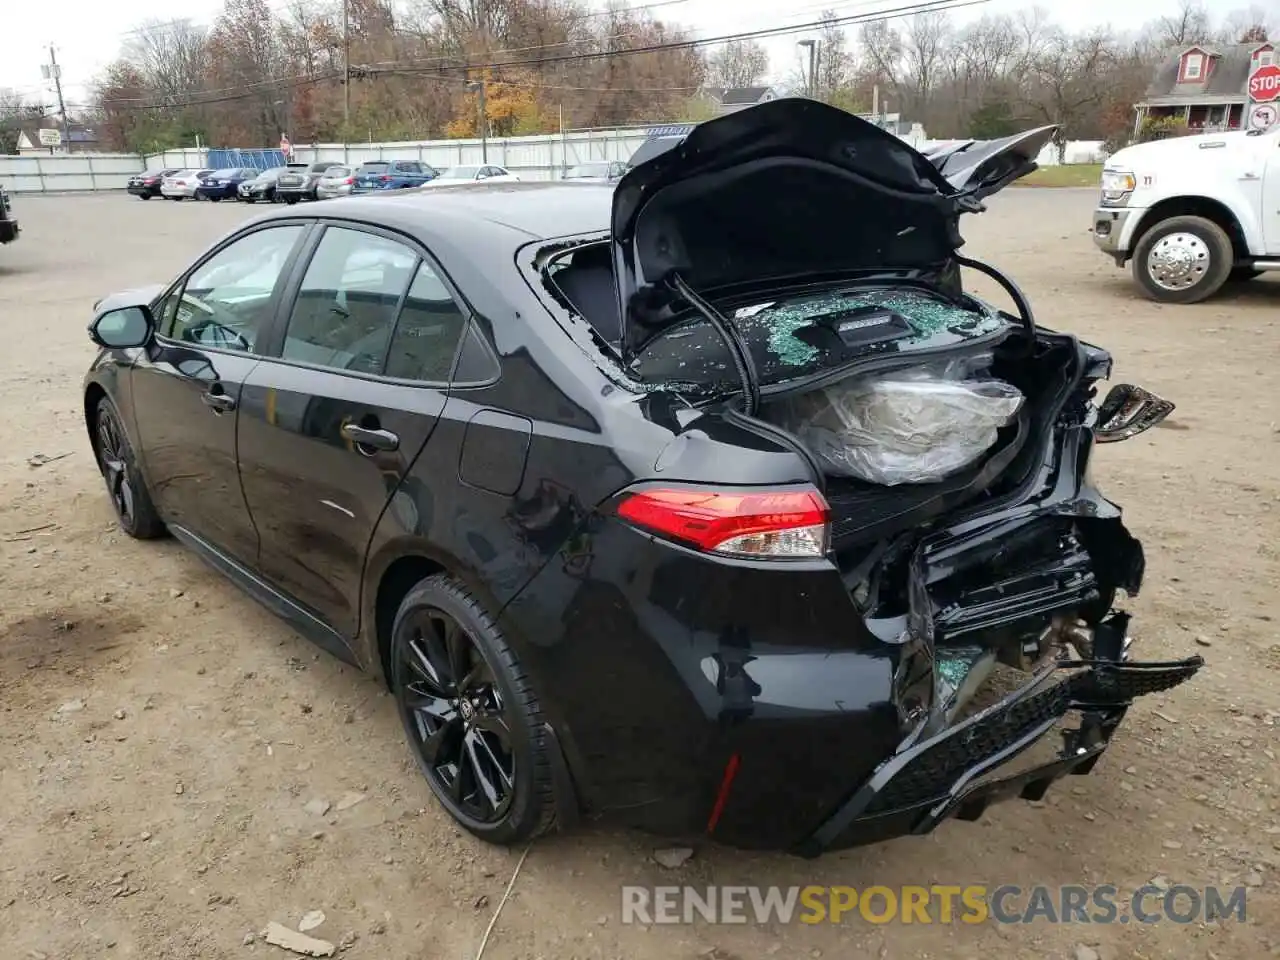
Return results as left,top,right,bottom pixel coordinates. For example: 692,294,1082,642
281,228,417,374
384,261,469,382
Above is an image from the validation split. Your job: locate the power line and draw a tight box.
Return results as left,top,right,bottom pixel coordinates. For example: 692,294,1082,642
93,0,986,114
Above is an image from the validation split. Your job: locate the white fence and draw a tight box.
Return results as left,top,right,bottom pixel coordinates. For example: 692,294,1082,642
0,153,145,193
1,129,1108,194
150,128,653,181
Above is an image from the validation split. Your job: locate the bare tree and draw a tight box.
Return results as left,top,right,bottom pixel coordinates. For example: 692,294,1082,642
705,39,770,90
125,19,209,107
1026,27,1114,160
1155,0,1214,48
815,12,855,103
898,11,952,123
1221,6,1273,43
0,88,29,154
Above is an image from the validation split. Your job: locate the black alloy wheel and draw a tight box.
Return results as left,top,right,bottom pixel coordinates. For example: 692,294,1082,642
390,575,555,844
93,399,166,539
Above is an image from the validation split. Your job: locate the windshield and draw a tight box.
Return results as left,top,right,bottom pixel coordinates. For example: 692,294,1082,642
438,166,480,180
210,168,238,178
324,166,351,177
359,162,390,173
565,163,610,178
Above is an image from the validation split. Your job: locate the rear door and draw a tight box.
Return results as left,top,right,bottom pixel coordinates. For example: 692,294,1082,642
237,222,471,637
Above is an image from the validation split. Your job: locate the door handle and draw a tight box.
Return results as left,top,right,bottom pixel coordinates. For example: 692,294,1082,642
341,423,399,452
201,389,236,413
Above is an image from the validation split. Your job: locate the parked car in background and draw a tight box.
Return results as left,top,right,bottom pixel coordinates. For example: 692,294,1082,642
421,164,519,188
316,166,357,199
275,162,337,204
238,167,287,203
161,169,214,200
196,167,260,202
0,187,18,245
561,160,626,183
351,159,439,192
127,168,182,199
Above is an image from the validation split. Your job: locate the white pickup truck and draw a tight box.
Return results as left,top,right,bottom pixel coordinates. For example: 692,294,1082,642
1092,127,1280,303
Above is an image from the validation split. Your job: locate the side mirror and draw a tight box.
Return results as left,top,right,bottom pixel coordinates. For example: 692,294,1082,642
89,305,155,350
1094,384,1175,443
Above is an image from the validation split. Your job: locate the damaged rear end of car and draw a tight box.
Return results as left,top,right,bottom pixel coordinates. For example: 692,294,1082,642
523,98,1201,854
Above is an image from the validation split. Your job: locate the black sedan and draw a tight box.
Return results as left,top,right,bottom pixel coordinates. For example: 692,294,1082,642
238,166,286,203
126,168,181,199
195,167,261,201
82,98,1201,854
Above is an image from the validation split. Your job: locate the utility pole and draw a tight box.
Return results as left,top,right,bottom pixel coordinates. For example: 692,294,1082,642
797,40,817,100
342,0,350,163
478,79,488,163
466,78,488,162
44,44,70,152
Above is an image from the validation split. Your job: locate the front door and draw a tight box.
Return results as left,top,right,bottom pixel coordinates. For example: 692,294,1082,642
130,223,310,563
237,223,470,637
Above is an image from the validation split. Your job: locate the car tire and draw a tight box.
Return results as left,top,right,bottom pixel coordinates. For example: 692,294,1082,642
1132,215,1233,304
92,396,166,540
284,197,297,205
138,194,150,200
390,574,556,846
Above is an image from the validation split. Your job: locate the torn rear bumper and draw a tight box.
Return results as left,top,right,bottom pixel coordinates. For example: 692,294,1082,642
794,633,1202,857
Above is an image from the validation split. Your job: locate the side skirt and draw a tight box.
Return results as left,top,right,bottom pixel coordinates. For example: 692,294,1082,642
168,524,360,668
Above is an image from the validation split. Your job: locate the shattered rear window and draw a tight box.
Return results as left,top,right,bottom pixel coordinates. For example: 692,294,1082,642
630,287,1008,390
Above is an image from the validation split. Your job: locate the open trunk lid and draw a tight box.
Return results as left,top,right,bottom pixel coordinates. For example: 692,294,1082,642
610,97,1056,361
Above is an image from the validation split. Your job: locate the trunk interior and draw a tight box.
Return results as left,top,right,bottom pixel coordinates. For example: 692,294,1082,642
544,242,1082,556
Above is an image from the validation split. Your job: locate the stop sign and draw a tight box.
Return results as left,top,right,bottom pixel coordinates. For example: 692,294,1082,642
1249,63,1280,102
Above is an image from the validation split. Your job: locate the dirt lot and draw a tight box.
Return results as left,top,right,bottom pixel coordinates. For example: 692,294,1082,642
1,190,1278,960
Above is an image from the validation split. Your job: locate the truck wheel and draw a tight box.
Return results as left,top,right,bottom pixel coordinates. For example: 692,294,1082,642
1132,215,1233,304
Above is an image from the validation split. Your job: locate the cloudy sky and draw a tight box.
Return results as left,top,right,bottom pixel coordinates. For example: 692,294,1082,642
0,0,1224,108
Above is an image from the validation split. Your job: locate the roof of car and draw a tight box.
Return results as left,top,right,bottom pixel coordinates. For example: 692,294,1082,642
259,181,613,243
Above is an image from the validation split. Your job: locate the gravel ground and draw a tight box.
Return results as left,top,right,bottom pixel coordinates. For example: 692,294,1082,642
1,189,1278,960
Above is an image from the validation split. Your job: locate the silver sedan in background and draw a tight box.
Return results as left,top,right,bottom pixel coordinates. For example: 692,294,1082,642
315,166,357,199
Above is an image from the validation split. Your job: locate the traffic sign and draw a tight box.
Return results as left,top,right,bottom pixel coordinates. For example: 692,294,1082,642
1248,63,1280,102
37,128,61,147
1250,103,1278,129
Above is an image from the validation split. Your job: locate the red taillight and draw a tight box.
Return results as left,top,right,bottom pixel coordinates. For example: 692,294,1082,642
615,485,830,558
379,174,392,182
345,177,355,185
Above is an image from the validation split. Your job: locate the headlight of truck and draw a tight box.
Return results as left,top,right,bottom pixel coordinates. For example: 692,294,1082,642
1100,169,1136,206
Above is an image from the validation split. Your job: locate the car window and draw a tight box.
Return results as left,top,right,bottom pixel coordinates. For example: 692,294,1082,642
163,225,305,352
281,227,418,375
384,260,469,382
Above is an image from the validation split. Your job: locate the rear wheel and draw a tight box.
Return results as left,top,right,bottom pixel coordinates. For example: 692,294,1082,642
137,194,151,201
93,397,166,540
390,575,555,845
1132,215,1233,304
